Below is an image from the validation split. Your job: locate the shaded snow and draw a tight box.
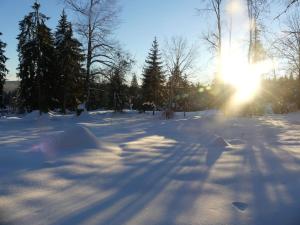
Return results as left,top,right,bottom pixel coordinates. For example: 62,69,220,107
32,126,100,156
0,111,300,225
210,135,231,148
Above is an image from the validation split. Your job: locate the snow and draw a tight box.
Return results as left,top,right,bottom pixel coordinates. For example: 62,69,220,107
24,110,45,120
210,135,231,147
1,110,300,225
32,125,100,156
24,110,53,121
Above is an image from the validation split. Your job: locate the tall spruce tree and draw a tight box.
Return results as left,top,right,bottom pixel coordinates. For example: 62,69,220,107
17,2,56,113
142,37,165,107
55,10,84,113
0,33,8,108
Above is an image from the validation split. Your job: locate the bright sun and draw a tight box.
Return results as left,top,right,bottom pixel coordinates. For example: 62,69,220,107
220,52,271,104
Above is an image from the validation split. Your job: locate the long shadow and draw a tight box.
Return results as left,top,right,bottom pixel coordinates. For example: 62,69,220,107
51,114,228,225
250,143,300,225
33,113,218,224
5,112,293,225
55,142,203,225
225,116,300,225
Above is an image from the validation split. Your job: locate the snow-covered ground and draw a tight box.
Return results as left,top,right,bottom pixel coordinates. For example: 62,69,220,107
1,110,300,225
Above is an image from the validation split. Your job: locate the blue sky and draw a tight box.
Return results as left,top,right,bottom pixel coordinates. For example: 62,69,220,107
0,0,286,82
0,0,206,81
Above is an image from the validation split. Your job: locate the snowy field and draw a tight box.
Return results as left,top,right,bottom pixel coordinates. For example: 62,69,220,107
0,110,300,225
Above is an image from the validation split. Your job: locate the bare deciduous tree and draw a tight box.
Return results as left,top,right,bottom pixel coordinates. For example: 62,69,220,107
199,0,223,60
164,37,197,77
276,15,300,80
246,0,268,63
198,0,224,89
163,37,197,111
64,0,120,109
275,0,299,19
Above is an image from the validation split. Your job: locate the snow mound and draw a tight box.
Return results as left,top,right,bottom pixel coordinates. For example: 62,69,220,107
24,110,41,120
24,111,51,121
46,126,100,152
210,135,231,147
78,110,93,120
51,125,99,150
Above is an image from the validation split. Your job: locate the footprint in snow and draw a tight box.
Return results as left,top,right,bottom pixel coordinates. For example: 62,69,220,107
232,202,248,211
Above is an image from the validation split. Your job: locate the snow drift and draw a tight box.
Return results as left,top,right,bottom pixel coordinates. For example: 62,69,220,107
210,135,231,147
36,126,100,155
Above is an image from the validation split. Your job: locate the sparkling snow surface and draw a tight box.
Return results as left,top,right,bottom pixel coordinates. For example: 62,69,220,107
0,110,300,225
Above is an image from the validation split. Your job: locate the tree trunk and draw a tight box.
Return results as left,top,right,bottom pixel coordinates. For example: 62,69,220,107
85,0,93,111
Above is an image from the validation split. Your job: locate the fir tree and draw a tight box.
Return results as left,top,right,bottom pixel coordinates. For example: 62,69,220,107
17,2,56,112
142,37,165,108
108,52,132,111
55,10,84,113
129,74,140,109
130,74,139,92
109,68,126,112
167,64,187,110
0,33,8,108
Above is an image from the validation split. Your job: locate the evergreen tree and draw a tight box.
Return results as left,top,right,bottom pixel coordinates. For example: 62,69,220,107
0,33,8,108
108,52,132,111
17,2,56,113
109,68,126,111
167,65,187,111
142,37,165,108
129,74,140,109
55,10,84,113
130,74,139,93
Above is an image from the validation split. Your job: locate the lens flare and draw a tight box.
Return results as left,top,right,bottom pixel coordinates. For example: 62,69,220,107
220,50,272,104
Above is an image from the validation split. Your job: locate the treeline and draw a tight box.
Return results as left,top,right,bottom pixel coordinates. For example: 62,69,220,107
1,1,300,115
262,76,299,114
1,2,216,114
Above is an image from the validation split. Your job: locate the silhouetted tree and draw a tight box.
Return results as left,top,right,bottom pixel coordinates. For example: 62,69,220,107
55,10,85,113
128,74,140,109
107,51,133,111
65,0,120,110
17,2,56,113
164,37,197,110
0,32,8,108
142,37,165,109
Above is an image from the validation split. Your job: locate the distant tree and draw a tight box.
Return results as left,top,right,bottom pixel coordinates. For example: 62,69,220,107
277,15,300,80
163,37,197,111
128,74,140,109
246,0,268,63
275,14,300,107
251,29,267,63
107,51,133,111
17,2,56,113
55,10,85,113
64,0,120,110
0,32,8,108
199,0,223,69
142,37,165,109
198,0,225,109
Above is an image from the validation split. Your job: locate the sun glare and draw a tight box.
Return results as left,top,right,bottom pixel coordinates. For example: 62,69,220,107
220,52,272,104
